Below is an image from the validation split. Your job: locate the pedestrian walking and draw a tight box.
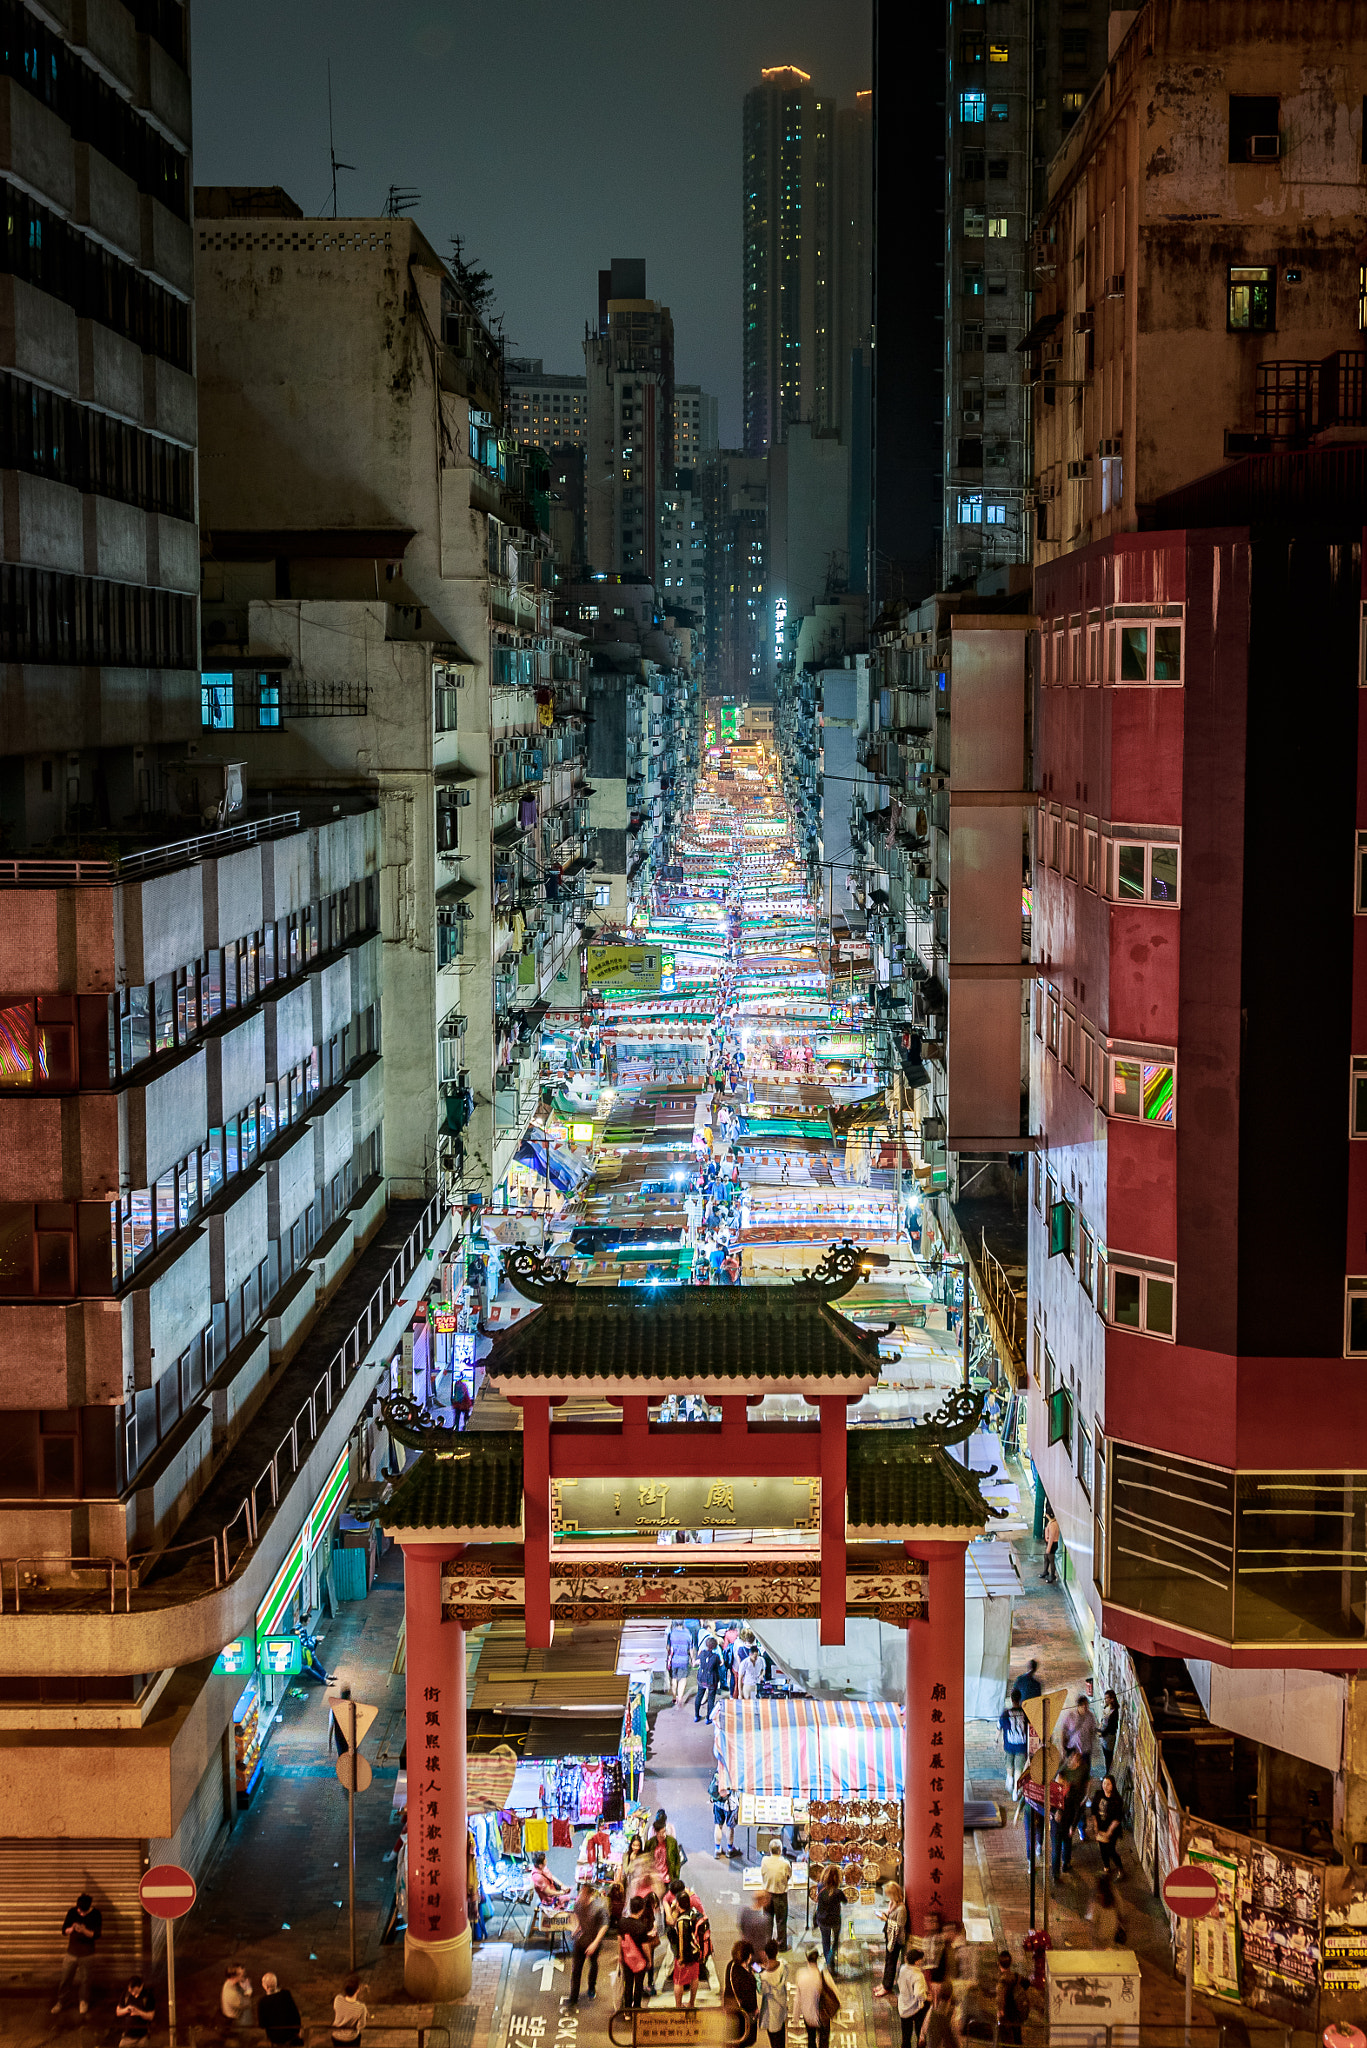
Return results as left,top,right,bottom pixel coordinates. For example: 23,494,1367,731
710,1763,739,1854
115,1976,155,2046
330,1972,368,2045
759,1837,792,1949
724,1941,759,2035
758,1942,789,2048
740,1890,773,1959
994,1953,1030,2047
1041,1510,1060,1582
814,1865,845,1971
666,1619,693,1705
998,1688,1029,1797
52,1891,102,2016
1052,1747,1091,1879
1090,1773,1126,1875
1086,1872,1125,1946
619,1903,653,2010
794,1948,839,2048
922,1983,959,2048
671,1895,705,2010
1058,1693,1098,1763
1014,1657,1042,1701
564,1884,608,2006
258,1973,304,2046
222,1965,254,2029
896,1949,929,2048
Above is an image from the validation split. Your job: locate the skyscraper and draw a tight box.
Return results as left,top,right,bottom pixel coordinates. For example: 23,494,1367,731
583,257,675,581
742,67,832,455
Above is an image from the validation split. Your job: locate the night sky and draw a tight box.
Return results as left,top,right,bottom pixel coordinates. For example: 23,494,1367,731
190,1,872,447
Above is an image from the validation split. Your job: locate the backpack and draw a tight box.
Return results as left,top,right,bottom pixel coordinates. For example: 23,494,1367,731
676,1911,700,1965
698,1914,714,1962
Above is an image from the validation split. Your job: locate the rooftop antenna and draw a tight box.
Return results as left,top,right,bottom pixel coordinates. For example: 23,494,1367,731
327,61,354,219
384,186,421,218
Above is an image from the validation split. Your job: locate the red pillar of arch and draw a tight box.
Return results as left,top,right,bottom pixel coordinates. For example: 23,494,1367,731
520,1396,553,1648
817,1397,848,1646
401,1540,470,1998
903,1540,966,1937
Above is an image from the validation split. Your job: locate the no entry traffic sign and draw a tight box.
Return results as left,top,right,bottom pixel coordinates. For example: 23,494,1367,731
1163,1862,1220,1918
139,1864,196,1920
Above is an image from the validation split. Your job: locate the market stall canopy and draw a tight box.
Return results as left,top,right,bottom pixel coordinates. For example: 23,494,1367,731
713,1697,905,1799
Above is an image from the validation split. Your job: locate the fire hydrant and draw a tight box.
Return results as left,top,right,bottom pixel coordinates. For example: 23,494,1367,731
1022,1926,1052,1989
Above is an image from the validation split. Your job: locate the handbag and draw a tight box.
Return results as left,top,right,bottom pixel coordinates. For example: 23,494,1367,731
818,1976,842,2027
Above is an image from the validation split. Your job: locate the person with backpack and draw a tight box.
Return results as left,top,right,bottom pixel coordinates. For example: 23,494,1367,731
671,1892,704,2009
998,1687,1030,1798
794,1946,840,2048
995,1952,1029,2047
695,1635,723,1724
896,1947,930,2048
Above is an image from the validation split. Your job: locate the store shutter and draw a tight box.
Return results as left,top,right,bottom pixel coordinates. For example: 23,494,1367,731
144,1740,230,1960
0,1838,144,1985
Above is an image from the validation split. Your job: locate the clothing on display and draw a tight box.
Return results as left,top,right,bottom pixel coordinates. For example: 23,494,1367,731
524,1816,549,1854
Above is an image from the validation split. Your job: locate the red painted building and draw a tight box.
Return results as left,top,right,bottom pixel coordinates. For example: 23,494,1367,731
1027,506,1367,1690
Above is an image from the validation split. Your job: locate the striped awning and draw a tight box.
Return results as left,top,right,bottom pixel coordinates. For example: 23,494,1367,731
466,1750,519,1812
812,1701,905,1800
713,1697,820,1795
713,1698,905,1800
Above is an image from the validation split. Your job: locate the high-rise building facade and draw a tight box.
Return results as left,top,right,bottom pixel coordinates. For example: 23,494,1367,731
742,67,874,457
507,358,588,454
941,0,1110,585
583,258,675,582
674,383,719,472
701,452,769,695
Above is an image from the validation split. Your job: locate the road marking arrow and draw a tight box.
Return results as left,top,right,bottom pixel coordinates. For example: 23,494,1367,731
533,1954,566,1994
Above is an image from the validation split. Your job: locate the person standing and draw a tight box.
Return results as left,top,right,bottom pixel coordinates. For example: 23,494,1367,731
875,1879,907,1996
1041,1510,1061,1583
710,1765,738,1856
619,1903,654,2011
759,1837,792,1949
740,1889,773,1960
1052,1746,1091,1880
671,1895,705,2010
758,1941,789,2048
564,1884,608,2007
922,1982,960,2048
51,1891,102,2017
115,1976,155,2046
994,1953,1029,2047
1099,1689,1120,1775
695,1633,722,1722
794,1947,839,2048
1057,1693,1098,1764
813,1865,845,1971
258,1973,304,2046
222,1966,254,2029
330,1973,368,2045
998,1688,1029,1798
1090,1774,1126,1875
896,1948,930,2048
724,1941,759,2034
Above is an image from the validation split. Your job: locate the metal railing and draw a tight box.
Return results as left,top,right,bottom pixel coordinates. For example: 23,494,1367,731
0,811,303,890
0,1190,444,1615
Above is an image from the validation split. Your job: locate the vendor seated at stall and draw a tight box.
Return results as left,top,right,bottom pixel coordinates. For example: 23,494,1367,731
530,1853,572,1912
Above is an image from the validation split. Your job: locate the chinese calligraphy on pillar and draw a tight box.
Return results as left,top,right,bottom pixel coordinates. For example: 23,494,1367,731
419,1681,444,1938
926,1681,947,1922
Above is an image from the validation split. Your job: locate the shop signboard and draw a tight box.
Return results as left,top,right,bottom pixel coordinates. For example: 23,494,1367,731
551,1474,821,1535
213,1633,255,1677
255,1445,353,1640
1322,1928,1367,1994
815,1033,867,1058
585,945,664,992
262,1635,304,1676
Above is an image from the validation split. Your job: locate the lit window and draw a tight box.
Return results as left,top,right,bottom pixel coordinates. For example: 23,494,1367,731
964,207,986,238
988,40,1009,61
1109,838,1180,904
1228,264,1275,332
1062,90,1085,112
987,215,1009,238
1109,614,1184,684
1346,1278,1367,1355
989,101,1009,121
959,91,986,123
985,501,1006,525
956,492,983,524
1108,1258,1176,1341
1106,1049,1175,1126
202,674,234,729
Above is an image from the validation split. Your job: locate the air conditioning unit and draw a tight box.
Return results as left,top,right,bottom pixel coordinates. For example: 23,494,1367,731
963,407,983,424
1097,437,1123,457
451,787,471,807
1246,133,1280,161
1073,308,1094,333
1066,458,1092,479
1105,273,1125,298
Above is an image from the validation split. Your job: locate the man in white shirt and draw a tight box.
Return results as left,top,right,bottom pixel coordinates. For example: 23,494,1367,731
759,1837,792,1949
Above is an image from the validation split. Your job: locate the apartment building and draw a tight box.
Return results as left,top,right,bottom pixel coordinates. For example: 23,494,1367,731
507,357,588,454
1024,1,1367,556
195,195,591,1210
583,258,675,583
700,451,769,696
942,0,1112,584
674,382,718,471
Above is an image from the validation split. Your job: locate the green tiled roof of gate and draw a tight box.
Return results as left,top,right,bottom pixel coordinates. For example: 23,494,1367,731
846,1430,996,1530
486,1286,879,1381
383,1435,524,1532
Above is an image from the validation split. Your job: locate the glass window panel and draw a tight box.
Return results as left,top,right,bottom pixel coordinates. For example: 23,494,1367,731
0,1207,32,1294
205,1130,224,1196
1235,1473,1366,1645
154,976,175,1053
1150,847,1179,901
127,986,151,1064
202,953,222,1021
1113,1271,1142,1328
155,1170,175,1243
1146,1276,1174,1336
225,1115,240,1179
178,1157,199,1228
1143,1062,1175,1124
1152,626,1182,680
1116,845,1145,899
242,1101,258,1167
1111,1058,1142,1116
0,1000,35,1085
1349,1293,1367,1354
126,1189,153,1266
1119,625,1148,681
223,941,238,1011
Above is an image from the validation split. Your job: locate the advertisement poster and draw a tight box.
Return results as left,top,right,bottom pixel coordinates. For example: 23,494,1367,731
585,945,663,992
1237,1845,1321,2006
1188,1848,1242,2001
1322,1928,1367,1995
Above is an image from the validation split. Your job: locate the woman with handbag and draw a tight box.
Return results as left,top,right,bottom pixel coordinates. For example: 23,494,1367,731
813,1866,846,1972
875,1881,907,1997
795,1946,841,2048
724,1939,760,2038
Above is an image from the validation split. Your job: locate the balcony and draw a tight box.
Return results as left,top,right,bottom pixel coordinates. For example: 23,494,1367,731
1231,349,1367,454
